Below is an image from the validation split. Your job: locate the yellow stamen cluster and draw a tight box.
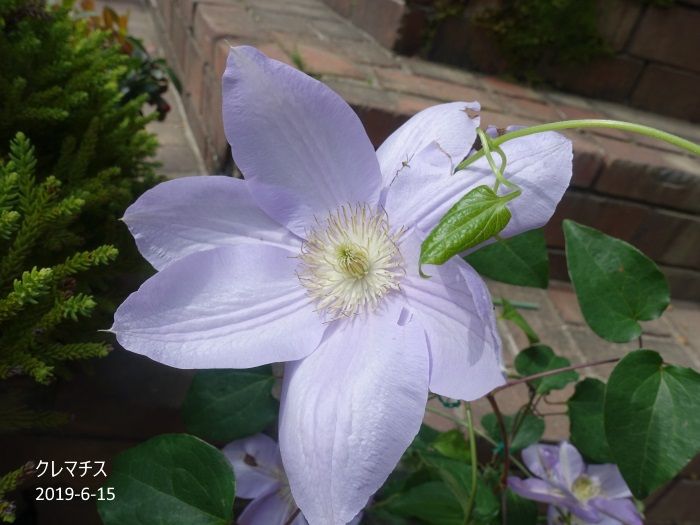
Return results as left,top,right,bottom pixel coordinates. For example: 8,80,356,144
298,204,404,318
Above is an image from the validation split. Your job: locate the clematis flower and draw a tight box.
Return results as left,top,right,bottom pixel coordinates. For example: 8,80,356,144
224,433,361,525
112,46,572,524
508,442,643,525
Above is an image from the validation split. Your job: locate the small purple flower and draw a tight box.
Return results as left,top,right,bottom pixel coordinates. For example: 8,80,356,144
508,442,643,525
112,46,572,524
224,434,362,525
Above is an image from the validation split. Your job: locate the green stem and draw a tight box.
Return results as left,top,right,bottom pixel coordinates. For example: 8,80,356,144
424,406,530,474
476,128,517,192
463,403,478,525
492,298,539,310
457,119,700,172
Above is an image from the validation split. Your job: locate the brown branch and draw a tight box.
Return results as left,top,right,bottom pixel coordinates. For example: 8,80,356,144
491,357,620,395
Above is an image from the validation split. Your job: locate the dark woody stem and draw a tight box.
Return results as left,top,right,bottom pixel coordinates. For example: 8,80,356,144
491,357,620,395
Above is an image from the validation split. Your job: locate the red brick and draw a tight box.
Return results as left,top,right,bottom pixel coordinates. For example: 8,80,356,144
429,12,508,74
506,98,561,123
183,37,206,114
273,35,366,80
548,282,584,325
630,6,700,74
404,58,481,88
570,132,604,188
665,266,700,303
481,75,545,102
544,191,651,250
658,211,700,269
376,68,499,109
349,0,406,50
320,0,353,18
595,0,641,52
479,110,539,130
170,4,190,68
395,94,436,116
202,67,228,172
594,136,700,214
631,64,700,122
646,479,700,522
193,3,260,64
545,56,643,103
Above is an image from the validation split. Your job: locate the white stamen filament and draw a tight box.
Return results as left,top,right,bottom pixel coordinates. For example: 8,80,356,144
298,204,405,318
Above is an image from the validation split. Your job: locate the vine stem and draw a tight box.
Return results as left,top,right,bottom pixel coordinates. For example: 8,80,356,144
491,356,620,395
486,393,509,525
456,119,700,172
463,403,478,525
424,406,530,474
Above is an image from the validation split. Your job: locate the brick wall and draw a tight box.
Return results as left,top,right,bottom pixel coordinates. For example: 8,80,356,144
323,0,700,122
149,0,700,300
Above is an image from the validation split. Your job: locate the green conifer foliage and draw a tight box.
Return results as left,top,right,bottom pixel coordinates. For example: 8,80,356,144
0,0,161,282
0,133,117,386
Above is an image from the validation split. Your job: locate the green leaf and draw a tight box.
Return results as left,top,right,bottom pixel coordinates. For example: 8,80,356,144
182,367,277,442
563,220,669,342
465,229,549,288
501,298,539,344
420,185,518,268
567,378,613,463
98,434,235,525
418,453,499,523
382,481,464,525
481,412,545,453
432,429,471,461
604,350,700,498
506,489,539,525
514,344,578,394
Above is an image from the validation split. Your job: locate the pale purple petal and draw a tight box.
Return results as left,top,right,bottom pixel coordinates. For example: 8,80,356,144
123,176,301,271
521,444,561,481
556,442,585,489
587,464,633,500
590,498,643,525
222,434,283,499
222,46,381,237
377,101,480,189
399,233,504,400
239,491,303,525
508,477,571,507
279,301,429,525
384,132,572,247
112,246,324,369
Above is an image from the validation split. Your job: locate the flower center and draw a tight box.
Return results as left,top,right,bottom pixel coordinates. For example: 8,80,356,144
571,475,600,502
298,204,405,317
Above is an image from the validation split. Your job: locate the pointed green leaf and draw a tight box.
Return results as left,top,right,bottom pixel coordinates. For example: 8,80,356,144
567,378,612,463
604,350,700,498
514,344,578,394
432,429,471,462
465,229,549,288
98,434,235,525
419,453,499,523
382,481,464,525
506,489,539,525
481,412,545,453
421,185,518,267
501,298,540,344
182,367,277,442
563,220,669,342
